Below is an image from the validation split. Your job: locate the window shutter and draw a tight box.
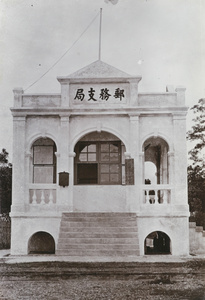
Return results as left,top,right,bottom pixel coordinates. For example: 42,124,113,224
125,158,134,185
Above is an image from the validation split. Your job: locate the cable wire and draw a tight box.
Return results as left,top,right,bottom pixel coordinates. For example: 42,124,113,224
24,11,100,91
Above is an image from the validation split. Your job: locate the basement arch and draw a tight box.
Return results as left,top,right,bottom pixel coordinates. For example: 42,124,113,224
28,231,55,254
144,231,171,255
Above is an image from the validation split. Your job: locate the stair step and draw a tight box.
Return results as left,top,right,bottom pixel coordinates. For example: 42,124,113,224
57,212,140,257
59,232,139,239
56,249,139,256
62,213,137,218
58,238,138,244
62,216,137,222
60,221,137,228
57,244,139,251
60,226,138,233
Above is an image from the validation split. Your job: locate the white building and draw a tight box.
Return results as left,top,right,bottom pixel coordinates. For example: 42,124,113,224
10,60,190,256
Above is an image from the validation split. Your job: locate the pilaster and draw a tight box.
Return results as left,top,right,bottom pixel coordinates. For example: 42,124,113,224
172,113,188,205
13,88,24,108
60,83,70,107
11,116,26,212
175,86,186,106
57,115,70,207
128,78,141,106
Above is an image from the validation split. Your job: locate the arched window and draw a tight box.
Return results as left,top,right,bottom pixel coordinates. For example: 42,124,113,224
74,131,126,185
32,138,57,183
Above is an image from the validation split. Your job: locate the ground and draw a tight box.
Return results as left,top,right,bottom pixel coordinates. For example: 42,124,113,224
0,258,204,300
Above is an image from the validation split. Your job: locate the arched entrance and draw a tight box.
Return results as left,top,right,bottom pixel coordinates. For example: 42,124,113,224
74,131,126,185
28,231,55,254
143,137,169,185
144,231,171,255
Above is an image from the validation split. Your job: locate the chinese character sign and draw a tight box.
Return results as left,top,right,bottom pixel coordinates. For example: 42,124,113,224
72,85,127,104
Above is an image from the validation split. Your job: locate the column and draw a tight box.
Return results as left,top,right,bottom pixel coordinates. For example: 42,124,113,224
139,152,145,204
168,151,175,204
24,151,32,207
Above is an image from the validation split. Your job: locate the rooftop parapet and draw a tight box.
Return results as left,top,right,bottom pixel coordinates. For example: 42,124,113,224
138,86,186,107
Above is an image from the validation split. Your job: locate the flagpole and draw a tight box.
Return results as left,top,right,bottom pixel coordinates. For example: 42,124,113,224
99,8,102,60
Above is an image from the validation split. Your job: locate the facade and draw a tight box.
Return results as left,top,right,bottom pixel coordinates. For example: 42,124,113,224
10,60,190,256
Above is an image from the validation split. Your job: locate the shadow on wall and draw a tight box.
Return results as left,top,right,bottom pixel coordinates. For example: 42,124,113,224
28,231,55,254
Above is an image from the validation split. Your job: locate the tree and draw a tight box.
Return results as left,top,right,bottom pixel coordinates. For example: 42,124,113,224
187,98,205,170
187,99,205,228
0,149,12,214
188,165,205,228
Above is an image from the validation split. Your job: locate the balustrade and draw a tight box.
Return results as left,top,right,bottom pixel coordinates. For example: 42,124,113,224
29,184,56,205
143,185,171,204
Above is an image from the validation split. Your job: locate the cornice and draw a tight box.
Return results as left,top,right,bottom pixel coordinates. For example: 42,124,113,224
10,106,188,117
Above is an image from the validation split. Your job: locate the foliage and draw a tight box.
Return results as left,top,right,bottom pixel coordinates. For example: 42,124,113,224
187,98,205,170
0,149,12,214
187,99,205,228
188,166,205,228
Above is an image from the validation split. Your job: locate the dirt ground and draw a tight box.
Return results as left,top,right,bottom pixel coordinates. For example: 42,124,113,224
0,260,204,300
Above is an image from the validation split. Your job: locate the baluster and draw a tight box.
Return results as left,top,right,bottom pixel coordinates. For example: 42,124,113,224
32,190,37,204
163,189,168,204
160,190,164,204
145,190,149,204
40,190,45,204
49,189,54,204
155,189,158,204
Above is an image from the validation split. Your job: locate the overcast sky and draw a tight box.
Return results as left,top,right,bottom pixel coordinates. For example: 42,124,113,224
0,0,204,160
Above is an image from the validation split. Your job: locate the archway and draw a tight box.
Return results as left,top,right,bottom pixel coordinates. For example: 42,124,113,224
144,231,171,255
28,231,55,254
143,137,169,184
74,131,126,185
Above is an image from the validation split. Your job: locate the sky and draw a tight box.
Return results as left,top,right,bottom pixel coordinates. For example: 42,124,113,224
0,0,204,161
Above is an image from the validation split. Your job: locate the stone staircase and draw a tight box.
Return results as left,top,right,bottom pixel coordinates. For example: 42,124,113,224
56,213,140,256
189,222,205,254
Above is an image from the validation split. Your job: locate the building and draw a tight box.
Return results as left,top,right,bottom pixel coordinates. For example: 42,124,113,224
10,60,190,256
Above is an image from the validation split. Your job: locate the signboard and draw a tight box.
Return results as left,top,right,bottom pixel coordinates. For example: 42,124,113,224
70,83,129,105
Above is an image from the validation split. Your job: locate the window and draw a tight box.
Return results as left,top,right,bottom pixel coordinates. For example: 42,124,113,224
75,141,122,185
32,138,56,183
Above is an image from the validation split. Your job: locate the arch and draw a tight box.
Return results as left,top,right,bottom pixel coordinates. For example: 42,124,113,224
28,231,55,254
71,128,128,153
27,132,59,154
74,131,126,185
144,231,171,255
141,132,172,152
143,136,169,185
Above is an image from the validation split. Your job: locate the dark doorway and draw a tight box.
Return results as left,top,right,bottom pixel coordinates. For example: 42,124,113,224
145,231,171,255
28,231,55,254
